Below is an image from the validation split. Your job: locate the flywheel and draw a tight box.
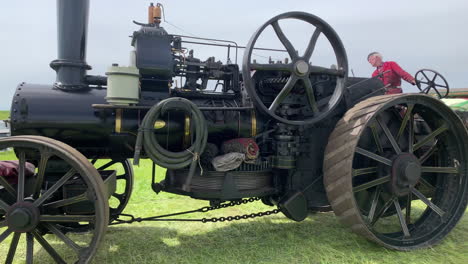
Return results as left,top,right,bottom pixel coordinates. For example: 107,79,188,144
323,94,468,250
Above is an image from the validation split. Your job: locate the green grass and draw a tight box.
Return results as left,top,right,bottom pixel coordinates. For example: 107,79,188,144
0,111,9,120
1,155,468,263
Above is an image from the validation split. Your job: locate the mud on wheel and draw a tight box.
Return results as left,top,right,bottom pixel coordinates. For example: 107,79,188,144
0,136,108,263
324,94,468,250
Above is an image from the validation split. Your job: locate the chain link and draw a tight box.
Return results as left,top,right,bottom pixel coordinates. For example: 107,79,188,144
111,197,280,225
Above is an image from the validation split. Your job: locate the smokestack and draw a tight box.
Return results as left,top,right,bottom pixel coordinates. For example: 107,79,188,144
50,0,91,91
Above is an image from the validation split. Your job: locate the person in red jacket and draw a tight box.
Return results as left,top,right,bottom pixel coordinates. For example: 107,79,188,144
368,52,416,94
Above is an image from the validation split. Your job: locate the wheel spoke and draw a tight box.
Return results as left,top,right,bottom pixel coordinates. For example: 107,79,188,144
408,113,415,153
33,168,76,207
0,228,13,243
353,175,390,193
40,215,95,223
271,21,298,60
112,193,124,202
421,71,431,82
303,78,319,113
0,199,10,211
116,174,127,180
433,88,443,99
352,167,378,177
406,193,412,224
370,124,383,154
97,160,118,171
309,65,345,76
413,124,448,152
376,116,401,154
419,177,435,190
268,75,298,112
43,192,88,209
421,166,459,174
34,153,51,198
44,223,83,253
410,187,445,217
421,85,431,94
250,63,292,72
0,220,6,228
370,196,396,226
394,200,410,237
396,104,414,141
17,151,26,203
26,233,34,264
6,232,21,263
419,140,438,164
32,230,66,264
355,147,392,166
431,73,438,82
0,176,17,199
435,84,448,88
303,28,321,60
367,186,381,222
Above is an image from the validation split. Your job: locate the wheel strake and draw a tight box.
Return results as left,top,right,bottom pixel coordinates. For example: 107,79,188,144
323,94,468,250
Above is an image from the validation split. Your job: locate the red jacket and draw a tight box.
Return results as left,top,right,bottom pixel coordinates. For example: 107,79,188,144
372,61,415,94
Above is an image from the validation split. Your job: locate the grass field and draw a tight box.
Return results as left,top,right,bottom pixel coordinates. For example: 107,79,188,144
0,150,467,264
0,111,9,120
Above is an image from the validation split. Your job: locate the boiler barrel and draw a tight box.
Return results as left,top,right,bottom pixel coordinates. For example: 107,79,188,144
10,84,261,159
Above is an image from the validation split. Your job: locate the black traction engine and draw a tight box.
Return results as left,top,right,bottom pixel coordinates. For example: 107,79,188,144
1,0,468,263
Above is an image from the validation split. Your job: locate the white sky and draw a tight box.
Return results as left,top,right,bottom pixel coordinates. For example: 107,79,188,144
1,0,467,109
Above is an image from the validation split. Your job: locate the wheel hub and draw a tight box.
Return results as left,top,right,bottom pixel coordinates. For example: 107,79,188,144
294,60,309,76
6,202,40,233
391,153,422,196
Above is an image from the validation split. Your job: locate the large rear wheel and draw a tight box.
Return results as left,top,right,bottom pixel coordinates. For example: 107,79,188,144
324,94,468,250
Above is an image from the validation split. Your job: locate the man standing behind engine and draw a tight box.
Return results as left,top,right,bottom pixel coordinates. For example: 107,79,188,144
368,52,416,94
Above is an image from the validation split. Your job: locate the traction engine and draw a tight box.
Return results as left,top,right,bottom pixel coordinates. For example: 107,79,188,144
1,1,468,263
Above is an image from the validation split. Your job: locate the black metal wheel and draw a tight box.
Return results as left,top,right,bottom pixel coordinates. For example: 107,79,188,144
92,159,133,222
0,136,108,263
415,69,450,99
324,94,468,250
242,12,348,126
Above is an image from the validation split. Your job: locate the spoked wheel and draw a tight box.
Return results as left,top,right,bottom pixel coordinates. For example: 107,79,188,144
57,159,133,233
92,159,133,222
324,94,468,250
0,136,108,263
415,69,450,99
242,12,348,126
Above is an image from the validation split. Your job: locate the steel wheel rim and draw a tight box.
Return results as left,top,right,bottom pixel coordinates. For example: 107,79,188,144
0,136,108,263
325,94,468,250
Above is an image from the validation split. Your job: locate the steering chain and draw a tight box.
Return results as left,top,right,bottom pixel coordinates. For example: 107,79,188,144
109,197,280,226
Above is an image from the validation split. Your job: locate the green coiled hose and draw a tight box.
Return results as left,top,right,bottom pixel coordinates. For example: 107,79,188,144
133,97,207,190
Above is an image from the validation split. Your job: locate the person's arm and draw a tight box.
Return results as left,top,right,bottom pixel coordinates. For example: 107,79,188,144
389,61,416,85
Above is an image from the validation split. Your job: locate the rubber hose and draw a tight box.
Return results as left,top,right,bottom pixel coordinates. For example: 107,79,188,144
133,97,208,169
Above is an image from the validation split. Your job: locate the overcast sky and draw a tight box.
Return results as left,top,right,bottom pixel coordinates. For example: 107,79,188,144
1,0,467,110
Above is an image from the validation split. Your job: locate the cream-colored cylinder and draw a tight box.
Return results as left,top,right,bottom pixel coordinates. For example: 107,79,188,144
105,65,140,105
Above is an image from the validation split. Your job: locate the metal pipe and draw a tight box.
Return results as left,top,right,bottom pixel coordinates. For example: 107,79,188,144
50,0,91,91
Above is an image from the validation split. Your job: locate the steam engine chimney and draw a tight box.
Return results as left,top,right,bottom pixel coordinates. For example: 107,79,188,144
50,0,91,91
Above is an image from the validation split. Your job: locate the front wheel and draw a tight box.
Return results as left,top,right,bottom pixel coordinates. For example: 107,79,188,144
0,136,108,263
